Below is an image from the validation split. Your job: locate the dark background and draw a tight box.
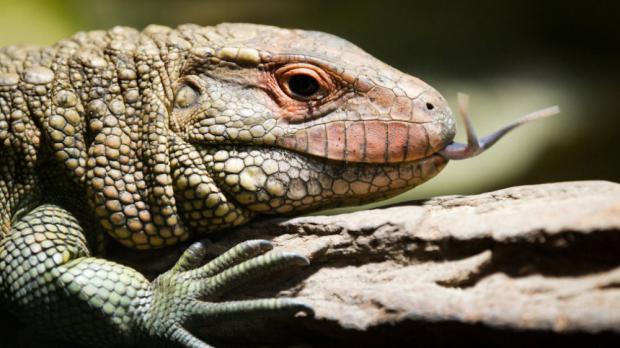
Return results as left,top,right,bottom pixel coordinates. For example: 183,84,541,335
1,0,618,211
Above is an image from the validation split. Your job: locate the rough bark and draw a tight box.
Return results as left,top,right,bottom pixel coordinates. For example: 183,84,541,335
7,180,620,347
195,180,620,347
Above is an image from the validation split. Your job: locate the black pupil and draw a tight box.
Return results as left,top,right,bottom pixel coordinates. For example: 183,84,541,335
288,74,319,97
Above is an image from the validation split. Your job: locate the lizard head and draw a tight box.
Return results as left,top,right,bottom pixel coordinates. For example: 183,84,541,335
164,23,558,237
170,23,454,219
53,24,556,248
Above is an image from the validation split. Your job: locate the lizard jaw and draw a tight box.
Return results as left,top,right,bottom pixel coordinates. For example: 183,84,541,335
196,143,447,214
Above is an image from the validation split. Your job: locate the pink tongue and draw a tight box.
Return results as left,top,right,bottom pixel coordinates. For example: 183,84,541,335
277,120,434,163
439,93,560,160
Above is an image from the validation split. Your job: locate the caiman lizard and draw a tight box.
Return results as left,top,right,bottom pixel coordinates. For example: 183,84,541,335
0,23,557,347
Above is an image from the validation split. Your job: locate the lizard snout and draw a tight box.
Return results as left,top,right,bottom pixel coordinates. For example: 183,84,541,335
275,74,456,165
409,86,457,160
362,75,457,164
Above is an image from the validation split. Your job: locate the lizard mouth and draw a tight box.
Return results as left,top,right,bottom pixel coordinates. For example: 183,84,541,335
274,118,455,165
294,145,448,170
438,93,560,160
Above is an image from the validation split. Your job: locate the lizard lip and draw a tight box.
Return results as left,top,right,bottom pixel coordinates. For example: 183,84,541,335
283,145,448,168
275,120,451,165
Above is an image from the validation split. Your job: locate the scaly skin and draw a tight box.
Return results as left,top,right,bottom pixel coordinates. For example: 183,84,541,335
0,23,455,347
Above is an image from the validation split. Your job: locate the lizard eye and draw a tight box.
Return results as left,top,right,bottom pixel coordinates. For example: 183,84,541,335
288,74,319,97
276,64,333,101
174,82,200,108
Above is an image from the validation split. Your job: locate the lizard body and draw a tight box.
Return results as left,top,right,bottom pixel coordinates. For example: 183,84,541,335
0,23,461,347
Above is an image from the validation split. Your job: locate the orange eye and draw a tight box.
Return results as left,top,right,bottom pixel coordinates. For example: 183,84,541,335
276,64,333,101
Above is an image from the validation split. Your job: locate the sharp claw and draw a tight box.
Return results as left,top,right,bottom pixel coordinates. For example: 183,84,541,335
188,239,212,254
173,239,212,272
287,300,315,318
244,239,274,253
186,298,314,323
280,251,310,266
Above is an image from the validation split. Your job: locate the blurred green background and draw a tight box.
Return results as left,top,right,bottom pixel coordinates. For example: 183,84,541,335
1,0,618,212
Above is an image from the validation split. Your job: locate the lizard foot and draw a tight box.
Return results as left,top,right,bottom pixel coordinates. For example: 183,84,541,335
143,239,313,348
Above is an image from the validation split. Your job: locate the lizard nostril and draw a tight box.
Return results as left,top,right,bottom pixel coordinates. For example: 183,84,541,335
425,102,435,111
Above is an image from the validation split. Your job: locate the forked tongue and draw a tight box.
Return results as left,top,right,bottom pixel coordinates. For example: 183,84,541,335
439,93,560,160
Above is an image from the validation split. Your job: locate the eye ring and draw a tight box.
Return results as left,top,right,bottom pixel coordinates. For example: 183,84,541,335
275,64,333,101
174,79,201,109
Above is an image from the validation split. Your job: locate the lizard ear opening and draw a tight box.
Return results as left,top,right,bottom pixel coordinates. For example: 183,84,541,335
174,78,202,109
171,77,204,132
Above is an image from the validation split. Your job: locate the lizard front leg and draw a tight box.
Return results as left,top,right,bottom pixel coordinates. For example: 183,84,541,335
0,204,312,347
